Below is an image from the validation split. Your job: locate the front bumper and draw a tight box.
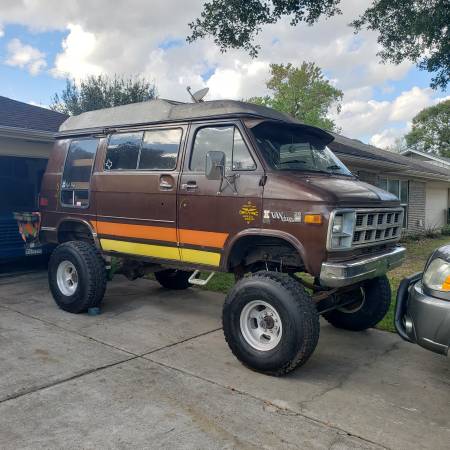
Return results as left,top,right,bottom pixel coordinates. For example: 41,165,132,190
396,275,450,355
320,246,405,288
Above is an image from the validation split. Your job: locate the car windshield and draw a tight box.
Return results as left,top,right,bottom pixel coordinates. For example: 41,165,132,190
249,122,353,176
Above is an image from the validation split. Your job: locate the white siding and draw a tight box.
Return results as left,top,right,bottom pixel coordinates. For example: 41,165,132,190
425,182,449,228
0,136,52,159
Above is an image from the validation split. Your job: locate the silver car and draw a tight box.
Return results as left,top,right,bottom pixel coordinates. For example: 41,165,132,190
396,244,450,355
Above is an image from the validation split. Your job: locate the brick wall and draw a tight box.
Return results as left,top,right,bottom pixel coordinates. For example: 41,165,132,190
407,181,426,234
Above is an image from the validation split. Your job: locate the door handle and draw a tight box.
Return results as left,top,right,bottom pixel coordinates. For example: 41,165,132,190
181,181,198,191
159,175,174,190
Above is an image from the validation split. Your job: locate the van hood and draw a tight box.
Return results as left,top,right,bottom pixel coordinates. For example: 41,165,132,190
264,173,400,207
305,176,399,206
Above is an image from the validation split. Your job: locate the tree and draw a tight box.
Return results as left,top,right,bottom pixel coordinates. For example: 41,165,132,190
188,0,450,90
404,100,450,157
50,75,157,115
385,137,407,154
248,62,343,131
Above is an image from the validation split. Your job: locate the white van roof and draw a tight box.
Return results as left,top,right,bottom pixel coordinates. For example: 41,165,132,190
58,99,298,134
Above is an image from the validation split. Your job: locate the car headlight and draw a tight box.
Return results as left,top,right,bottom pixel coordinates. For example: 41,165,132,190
423,258,450,292
329,210,356,250
332,215,343,233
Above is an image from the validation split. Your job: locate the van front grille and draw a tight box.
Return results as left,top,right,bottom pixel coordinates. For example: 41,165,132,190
352,209,403,247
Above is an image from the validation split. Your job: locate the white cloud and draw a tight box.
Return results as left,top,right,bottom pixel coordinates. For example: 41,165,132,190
0,0,447,144
51,23,102,79
370,127,409,149
0,27,4,38
5,38,47,75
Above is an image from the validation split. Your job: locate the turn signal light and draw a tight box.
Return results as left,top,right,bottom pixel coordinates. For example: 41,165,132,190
304,214,323,225
442,275,450,291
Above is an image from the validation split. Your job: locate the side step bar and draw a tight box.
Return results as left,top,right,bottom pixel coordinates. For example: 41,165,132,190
188,270,215,286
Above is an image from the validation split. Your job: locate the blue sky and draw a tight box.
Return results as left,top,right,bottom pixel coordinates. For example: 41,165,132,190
0,0,448,148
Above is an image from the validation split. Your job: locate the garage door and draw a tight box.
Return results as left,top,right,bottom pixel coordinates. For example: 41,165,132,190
426,187,448,228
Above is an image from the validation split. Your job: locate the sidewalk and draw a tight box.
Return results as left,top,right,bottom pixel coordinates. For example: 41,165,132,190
0,271,448,449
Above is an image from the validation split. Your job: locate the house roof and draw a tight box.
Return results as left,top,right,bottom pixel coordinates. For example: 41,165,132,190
330,133,450,180
58,98,301,133
0,96,67,132
400,148,450,166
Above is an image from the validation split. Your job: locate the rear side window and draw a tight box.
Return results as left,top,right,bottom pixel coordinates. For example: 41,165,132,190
61,138,98,207
138,128,182,170
190,126,256,172
104,132,143,170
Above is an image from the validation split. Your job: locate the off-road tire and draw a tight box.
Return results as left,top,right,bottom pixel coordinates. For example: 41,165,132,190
48,241,107,314
223,271,320,376
323,275,391,331
155,269,193,290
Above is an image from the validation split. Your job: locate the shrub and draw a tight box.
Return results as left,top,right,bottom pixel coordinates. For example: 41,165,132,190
441,224,450,236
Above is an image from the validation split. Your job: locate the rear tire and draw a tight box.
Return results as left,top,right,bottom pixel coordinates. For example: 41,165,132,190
223,271,320,376
48,241,107,314
155,269,193,290
323,275,391,331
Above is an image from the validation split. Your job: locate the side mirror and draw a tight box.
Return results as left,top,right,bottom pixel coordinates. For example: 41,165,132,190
205,151,225,180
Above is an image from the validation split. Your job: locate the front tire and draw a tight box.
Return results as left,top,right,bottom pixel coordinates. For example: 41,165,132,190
155,269,193,290
223,271,320,376
323,275,391,331
48,241,107,314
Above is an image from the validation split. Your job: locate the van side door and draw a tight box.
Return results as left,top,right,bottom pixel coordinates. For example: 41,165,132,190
178,121,264,269
93,125,186,262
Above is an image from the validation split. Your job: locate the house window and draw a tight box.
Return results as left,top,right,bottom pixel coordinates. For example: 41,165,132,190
61,138,99,207
379,178,408,228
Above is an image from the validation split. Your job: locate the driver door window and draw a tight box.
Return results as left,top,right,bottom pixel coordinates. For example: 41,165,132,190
190,126,255,172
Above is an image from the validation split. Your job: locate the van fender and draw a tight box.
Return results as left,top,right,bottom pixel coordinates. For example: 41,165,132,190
222,228,310,272
56,217,100,249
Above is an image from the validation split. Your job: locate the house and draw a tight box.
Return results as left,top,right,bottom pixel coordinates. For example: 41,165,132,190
0,95,67,259
329,135,450,233
400,148,450,170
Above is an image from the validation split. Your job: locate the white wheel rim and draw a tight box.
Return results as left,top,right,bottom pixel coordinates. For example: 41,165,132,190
240,300,283,351
56,260,79,296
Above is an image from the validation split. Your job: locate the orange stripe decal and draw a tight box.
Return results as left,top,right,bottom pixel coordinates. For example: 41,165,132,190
95,221,177,243
179,229,228,248
93,220,228,249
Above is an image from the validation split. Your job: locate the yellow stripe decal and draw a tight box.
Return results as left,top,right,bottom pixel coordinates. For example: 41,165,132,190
181,248,221,267
100,238,221,266
100,239,181,261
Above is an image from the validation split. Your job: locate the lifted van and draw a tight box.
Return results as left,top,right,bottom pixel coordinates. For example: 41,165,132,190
40,99,405,375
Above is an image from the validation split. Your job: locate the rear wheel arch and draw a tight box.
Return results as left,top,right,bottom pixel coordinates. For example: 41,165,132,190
57,219,98,246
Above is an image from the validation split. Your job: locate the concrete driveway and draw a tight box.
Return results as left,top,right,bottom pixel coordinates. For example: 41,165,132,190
0,270,448,450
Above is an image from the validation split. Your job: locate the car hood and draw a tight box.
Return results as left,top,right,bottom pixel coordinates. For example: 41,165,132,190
305,176,399,206
264,173,400,207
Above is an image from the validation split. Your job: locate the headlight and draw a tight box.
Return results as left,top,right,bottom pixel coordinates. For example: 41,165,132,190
329,210,356,250
332,215,343,233
423,258,450,292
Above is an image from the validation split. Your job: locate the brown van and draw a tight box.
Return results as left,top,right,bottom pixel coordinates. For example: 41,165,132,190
39,99,405,375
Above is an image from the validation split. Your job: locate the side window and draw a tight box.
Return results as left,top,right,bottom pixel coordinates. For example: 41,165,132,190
104,132,143,171
190,126,256,172
138,128,182,170
61,138,98,207
232,128,257,170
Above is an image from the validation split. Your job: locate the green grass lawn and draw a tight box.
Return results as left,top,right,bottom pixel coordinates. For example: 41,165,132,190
199,235,450,333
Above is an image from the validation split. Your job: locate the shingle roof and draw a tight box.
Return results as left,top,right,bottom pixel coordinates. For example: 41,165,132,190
330,133,450,179
0,96,67,132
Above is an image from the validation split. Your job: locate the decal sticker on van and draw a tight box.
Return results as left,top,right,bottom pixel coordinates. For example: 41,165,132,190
239,201,259,224
263,210,301,223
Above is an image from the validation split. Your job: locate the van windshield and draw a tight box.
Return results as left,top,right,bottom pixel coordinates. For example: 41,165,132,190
250,122,353,176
